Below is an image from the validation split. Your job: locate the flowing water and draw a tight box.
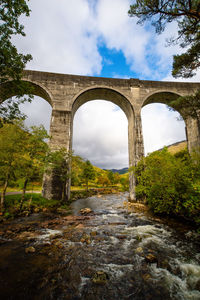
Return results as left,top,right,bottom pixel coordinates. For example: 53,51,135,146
0,192,200,299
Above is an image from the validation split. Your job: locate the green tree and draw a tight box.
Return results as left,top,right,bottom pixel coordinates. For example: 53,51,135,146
0,122,26,210
113,172,120,185
71,155,85,186
0,122,49,211
129,0,200,78
133,148,200,224
108,171,115,186
82,160,96,191
120,175,129,192
0,0,33,125
97,174,110,187
17,125,49,208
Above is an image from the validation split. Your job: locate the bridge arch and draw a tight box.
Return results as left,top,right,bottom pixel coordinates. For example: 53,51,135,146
71,86,136,200
71,86,133,120
141,90,188,153
0,79,53,106
142,90,182,111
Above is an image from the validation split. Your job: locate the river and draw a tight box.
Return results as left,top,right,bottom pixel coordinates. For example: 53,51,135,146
0,192,200,299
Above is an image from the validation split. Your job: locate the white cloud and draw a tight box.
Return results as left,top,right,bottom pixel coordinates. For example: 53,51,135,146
73,100,128,169
14,0,102,75
96,0,151,76
19,96,52,132
141,104,186,155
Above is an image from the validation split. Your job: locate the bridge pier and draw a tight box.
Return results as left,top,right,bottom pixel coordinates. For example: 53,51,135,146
128,113,144,201
186,116,200,152
42,109,72,201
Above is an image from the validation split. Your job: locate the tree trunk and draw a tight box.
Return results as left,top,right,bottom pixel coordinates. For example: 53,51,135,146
86,179,88,191
1,177,8,212
62,181,67,202
196,113,200,143
20,178,28,211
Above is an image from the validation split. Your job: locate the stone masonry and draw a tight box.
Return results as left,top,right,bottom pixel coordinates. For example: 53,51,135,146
1,70,200,201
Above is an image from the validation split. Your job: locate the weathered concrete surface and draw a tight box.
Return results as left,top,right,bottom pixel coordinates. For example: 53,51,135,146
1,70,200,201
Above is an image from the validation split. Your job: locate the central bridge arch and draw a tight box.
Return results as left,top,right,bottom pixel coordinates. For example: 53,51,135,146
71,86,136,200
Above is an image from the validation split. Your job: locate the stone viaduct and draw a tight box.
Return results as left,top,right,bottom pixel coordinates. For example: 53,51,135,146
1,70,200,201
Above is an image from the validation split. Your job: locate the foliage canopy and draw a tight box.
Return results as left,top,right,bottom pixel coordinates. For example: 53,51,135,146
0,0,33,125
133,147,200,225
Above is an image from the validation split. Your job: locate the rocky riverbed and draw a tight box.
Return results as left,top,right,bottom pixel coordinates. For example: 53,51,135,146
0,192,200,299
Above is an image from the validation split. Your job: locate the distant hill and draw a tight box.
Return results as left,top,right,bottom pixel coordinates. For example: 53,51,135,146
158,140,187,154
103,141,187,175
105,167,128,174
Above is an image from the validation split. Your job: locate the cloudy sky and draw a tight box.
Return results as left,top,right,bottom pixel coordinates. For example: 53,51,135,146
14,0,200,169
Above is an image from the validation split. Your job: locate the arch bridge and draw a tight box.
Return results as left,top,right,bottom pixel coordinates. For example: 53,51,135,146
1,70,200,201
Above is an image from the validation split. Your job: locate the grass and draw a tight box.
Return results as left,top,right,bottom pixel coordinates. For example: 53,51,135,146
2,193,71,219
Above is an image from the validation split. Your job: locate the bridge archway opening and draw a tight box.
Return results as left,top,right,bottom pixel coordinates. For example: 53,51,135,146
72,87,135,198
73,99,128,170
0,80,52,132
72,87,134,120
142,91,187,155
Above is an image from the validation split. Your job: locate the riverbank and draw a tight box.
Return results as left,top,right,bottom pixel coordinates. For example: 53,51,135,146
0,188,120,221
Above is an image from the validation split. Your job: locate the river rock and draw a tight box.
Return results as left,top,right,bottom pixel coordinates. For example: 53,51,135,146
135,247,143,254
80,234,91,244
25,246,36,253
80,208,93,215
90,231,97,237
18,231,38,240
145,254,157,263
92,270,109,284
142,273,151,281
53,240,64,249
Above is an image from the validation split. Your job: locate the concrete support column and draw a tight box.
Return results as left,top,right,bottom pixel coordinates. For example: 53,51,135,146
128,112,144,201
42,109,72,201
186,115,200,152
134,113,144,162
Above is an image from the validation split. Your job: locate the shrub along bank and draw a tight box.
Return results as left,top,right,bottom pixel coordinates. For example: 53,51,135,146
134,147,200,227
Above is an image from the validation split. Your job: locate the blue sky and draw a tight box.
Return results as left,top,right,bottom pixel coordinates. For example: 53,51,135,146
15,0,200,169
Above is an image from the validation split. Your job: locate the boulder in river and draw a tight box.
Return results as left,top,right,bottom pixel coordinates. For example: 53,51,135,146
25,246,36,254
80,208,93,215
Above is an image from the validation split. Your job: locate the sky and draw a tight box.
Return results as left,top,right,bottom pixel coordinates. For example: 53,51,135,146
13,0,200,169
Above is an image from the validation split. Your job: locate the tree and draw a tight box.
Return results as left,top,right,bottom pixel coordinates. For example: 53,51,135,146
108,171,115,186
113,172,120,185
82,160,96,191
71,155,85,186
0,122,26,210
17,125,49,208
97,174,110,187
129,0,200,78
0,0,33,125
0,122,49,211
133,148,200,224
120,175,129,192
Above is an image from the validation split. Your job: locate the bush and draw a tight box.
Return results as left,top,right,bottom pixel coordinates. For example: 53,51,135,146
134,148,200,225
3,193,70,218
